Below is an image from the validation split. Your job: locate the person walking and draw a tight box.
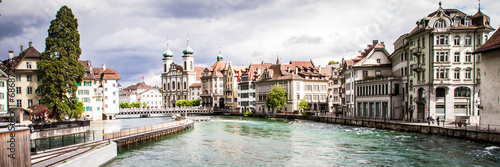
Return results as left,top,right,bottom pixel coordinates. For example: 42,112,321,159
431,114,436,125
437,116,440,126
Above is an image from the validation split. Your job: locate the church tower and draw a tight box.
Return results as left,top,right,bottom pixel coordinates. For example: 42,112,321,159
162,43,174,73
182,40,194,71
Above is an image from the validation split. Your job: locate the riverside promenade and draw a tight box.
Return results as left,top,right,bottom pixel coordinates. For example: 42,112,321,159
30,118,203,167
308,113,500,143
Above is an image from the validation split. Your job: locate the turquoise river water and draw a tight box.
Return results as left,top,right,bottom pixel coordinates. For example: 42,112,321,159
104,116,499,166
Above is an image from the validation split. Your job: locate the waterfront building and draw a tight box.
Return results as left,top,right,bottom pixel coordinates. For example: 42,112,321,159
3,42,42,109
324,64,341,113
473,27,500,128
237,62,272,113
344,40,400,119
339,59,354,116
161,42,204,108
254,59,329,114
389,34,410,120
120,82,162,109
93,63,121,120
78,60,102,120
0,68,8,112
222,62,246,110
404,3,494,123
189,83,201,101
200,53,226,108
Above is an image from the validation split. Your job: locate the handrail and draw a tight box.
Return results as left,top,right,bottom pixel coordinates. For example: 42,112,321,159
103,120,189,140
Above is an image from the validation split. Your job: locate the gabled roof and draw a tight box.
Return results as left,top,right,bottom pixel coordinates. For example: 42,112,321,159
123,82,156,91
93,67,121,80
474,27,500,54
4,42,41,71
189,83,201,87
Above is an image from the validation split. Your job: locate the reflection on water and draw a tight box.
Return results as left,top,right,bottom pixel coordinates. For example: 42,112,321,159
105,116,500,166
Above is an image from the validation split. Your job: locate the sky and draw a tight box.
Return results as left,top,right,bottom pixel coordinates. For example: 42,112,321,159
0,0,499,87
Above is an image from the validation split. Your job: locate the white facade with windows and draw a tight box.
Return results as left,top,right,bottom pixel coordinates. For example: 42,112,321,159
405,4,493,123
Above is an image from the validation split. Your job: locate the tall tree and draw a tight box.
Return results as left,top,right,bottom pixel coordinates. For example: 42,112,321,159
266,85,287,114
298,98,309,111
37,6,84,121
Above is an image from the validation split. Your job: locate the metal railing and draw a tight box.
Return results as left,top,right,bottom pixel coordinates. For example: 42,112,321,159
103,119,189,140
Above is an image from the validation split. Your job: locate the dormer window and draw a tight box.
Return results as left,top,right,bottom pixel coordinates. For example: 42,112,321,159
464,19,471,26
453,19,460,26
434,20,447,29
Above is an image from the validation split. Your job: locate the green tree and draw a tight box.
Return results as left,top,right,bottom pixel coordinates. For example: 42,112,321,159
192,99,200,106
119,102,131,108
266,85,287,114
131,102,141,108
72,101,84,119
328,61,339,65
142,102,147,108
37,6,85,121
299,98,309,111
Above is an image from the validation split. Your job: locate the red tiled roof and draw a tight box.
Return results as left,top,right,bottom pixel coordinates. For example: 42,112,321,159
123,82,156,91
474,28,500,54
189,83,201,87
194,66,205,81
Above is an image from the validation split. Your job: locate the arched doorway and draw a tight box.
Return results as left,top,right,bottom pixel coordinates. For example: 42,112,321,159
435,87,447,119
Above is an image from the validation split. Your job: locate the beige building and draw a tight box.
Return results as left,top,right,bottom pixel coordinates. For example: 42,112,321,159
473,28,500,129
200,53,226,108
3,42,42,109
222,62,246,110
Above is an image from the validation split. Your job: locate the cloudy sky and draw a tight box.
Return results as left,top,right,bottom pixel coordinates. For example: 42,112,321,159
0,0,499,87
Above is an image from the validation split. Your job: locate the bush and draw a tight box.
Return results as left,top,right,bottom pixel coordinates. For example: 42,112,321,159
244,111,253,117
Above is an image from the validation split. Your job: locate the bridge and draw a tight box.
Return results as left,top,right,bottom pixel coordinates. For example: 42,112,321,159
115,107,213,117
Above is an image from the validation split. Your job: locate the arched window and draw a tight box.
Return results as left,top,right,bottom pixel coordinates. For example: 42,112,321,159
177,82,180,90
164,64,167,72
190,61,193,70
184,62,187,70
167,83,170,89
434,20,447,29
436,88,446,97
184,82,187,89
454,36,460,45
454,87,470,97
172,81,175,89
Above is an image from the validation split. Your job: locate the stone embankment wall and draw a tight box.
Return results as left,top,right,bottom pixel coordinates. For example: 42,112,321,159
310,116,500,143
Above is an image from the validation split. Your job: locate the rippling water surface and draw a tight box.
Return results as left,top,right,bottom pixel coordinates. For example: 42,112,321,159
105,116,500,166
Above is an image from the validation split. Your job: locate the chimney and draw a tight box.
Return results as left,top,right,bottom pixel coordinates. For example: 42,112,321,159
9,50,13,60
20,45,23,53
29,41,33,47
102,63,106,71
372,40,378,46
381,42,385,46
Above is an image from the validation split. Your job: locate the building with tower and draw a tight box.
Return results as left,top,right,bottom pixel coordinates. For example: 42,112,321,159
161,41,204,108
200,53,226,108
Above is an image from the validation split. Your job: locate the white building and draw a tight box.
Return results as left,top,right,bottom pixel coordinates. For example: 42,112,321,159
237,62,272,112
120,82,162,109
405,3,493,123
161,42,204,108
0,69,8,111
94,63,121,120
78,60,102,120
473,28,500,130
200,53,226,108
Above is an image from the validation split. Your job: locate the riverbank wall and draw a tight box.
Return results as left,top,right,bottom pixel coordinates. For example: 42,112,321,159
309,116,500,144
59,142,117,167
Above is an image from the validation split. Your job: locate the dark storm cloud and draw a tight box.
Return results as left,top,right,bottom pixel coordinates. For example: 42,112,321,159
0,15,49,39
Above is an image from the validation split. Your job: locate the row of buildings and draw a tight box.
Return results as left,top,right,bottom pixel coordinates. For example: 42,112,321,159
160,3,497,125
0,41,122,121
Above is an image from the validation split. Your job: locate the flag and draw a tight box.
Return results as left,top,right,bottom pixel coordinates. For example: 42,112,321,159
142,76,144,80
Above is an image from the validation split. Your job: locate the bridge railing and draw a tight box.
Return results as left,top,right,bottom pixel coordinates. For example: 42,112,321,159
118,107,213,114
103,119,189,140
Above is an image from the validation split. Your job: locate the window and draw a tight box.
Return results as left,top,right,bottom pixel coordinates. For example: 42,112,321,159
454,53,460,62
375,70,381,75
27,75,32,82
436,68,448,79
434,20,446,29
28,99,33,107
465,70,471,79
26,62,32,69
465,36,471,45
16,99,22,107
0,93,4,99
454,87,470,97
15,75,21,81
465,52,472,62
464,19,471,26
376,59,381,63
436,52,449,62
362,70,368,77
436,35,448,45
454,70,460,79
27,87,33,94
454,19,460,26
184,82,187,89
0,82,4,87
16,87,21,94
37,75,42,81
454,36,460,45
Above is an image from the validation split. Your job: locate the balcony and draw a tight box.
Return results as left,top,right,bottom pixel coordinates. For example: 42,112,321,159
411,48,422,56
411,64,423,72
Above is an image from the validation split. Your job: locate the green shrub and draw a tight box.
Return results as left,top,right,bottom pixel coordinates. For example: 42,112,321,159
244,111,253,117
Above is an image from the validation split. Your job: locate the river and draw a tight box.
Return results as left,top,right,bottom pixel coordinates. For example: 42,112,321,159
104,116,499,166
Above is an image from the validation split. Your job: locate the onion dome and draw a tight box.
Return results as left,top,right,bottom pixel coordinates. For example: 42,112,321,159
217,52,223,62
163,48,173,57
183,44,194,55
